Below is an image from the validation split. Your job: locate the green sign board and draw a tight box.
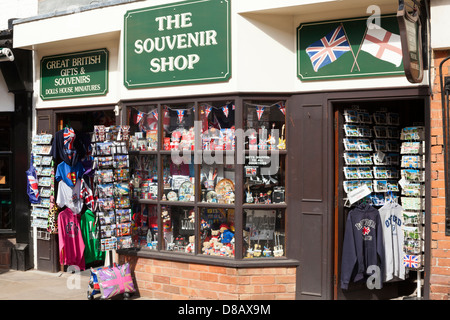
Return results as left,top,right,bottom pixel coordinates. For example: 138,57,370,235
40,48,109,100
124,0,231,89
297,15,404,81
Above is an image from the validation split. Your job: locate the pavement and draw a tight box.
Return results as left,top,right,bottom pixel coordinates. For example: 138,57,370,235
0,268,148,300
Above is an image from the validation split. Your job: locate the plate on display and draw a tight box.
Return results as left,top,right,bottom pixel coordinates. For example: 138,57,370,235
167,190,178,201
178,181,194,201
215,178,235,195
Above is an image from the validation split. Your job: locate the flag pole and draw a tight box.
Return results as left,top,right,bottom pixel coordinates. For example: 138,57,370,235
341,23,361,72
351,26,368,73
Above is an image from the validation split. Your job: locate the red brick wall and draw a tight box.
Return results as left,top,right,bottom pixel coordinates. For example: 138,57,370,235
430,50,450,300
120,255,296,300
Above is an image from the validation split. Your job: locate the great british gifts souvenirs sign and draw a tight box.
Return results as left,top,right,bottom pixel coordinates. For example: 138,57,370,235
297,15,404,81
124,0,231,89
40,49,109,100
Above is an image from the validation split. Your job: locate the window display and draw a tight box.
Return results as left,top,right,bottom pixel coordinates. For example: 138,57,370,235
243,101,286,204
161,206,195,254
200,208,235,257
123,98,288,261
243,209,285,258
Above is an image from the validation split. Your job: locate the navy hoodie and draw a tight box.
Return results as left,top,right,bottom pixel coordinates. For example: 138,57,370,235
340,204,385,290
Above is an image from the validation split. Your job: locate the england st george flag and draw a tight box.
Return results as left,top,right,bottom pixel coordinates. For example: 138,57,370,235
360,23,403,67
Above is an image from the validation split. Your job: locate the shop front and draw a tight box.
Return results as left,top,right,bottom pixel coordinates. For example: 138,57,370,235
12,0,435,300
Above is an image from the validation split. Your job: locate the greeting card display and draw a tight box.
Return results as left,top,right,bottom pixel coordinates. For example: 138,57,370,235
93,125,132,251
30,134,55,230
399,126,425,270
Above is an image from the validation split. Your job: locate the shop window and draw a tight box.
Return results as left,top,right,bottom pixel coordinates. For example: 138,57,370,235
162,154,195,202
0,116,12,152
163,103,195,151
161,205,195,254
125,98,288,262
130,154,158,200
243,101,286,205
243,209,286,258
200,207,235,257
132,204,158,250
128,105,158,151
0,192,12,229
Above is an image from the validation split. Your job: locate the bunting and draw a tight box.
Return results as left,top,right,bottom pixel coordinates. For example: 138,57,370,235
222,105,229,118
204,106,212,118
135,111,144,124
275,102,286,115
256,106,265,121
177,109,186,123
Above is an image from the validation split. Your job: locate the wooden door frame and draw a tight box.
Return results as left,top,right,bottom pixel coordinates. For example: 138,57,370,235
327,87,430,300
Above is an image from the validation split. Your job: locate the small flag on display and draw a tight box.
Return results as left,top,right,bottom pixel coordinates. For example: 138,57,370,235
151,110,158,121
177,109,185,123
222,105,229,118
27,175,39,197
231,104,235,110
276,102,286,115
256,106,265,120
136,111,144,124
205,106,212,118
403,254,420,269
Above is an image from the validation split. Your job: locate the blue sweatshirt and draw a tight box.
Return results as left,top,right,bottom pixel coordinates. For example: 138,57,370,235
340,204,385,290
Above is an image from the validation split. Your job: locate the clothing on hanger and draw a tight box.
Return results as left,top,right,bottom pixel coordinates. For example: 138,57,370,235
340,203,385,290
80,209,105,265
378,200,405,282
55,161,85,187
51,128,86,167
58,207,85,271
56,179,84,214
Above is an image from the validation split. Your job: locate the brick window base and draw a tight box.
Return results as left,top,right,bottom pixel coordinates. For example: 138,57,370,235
120,255,296,300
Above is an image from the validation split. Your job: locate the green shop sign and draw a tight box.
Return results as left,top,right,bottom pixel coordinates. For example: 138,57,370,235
40,48,108,100
297,15,404,81
124,0,231,89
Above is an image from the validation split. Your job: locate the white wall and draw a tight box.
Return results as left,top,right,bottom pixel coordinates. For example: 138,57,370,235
431,0,450,50
12,0,425,110
0,73,14,112
0,0,37,30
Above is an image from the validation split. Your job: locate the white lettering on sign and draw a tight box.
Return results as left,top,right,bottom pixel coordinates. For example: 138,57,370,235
150,54,200,72
132,11,219,74
155,12,193,31
134,31,217,54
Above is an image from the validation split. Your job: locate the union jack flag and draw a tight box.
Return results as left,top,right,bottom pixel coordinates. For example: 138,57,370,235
135,111,144,124
222,105,229,118
27,175,39,197
151,110,158,121
63,127,76,159
177,109,185,123
96,264,135,299
204,105,212,118
275,102,286,115
403,254,420,269
63,127,75,150
305,25,351,72
256,106,265,120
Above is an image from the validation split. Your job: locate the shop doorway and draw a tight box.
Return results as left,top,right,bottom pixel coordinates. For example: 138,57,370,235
34,106,117,272
333,97,429,300
56,109,116,132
